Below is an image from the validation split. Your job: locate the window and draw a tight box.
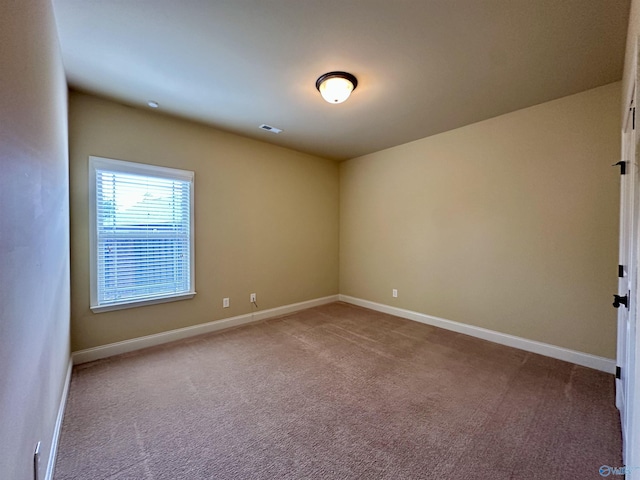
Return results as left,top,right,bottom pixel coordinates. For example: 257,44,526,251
89,156,195,312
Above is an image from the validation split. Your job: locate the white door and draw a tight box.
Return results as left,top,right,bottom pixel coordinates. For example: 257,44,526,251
617,85,639,475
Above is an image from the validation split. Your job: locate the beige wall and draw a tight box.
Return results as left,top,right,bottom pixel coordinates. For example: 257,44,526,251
0,1,70,479
623,0,639,112
340,82,621,358
69,91,339,351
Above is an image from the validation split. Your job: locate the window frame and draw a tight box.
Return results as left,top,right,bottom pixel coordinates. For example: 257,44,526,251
88,156,196,313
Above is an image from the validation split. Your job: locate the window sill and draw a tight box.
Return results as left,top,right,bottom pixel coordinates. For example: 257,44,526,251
90,292,196,313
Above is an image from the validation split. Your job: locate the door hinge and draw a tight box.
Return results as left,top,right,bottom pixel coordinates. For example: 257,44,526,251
613,161,627,175
616,366,621,379
613,293,629,309
618,265,625,278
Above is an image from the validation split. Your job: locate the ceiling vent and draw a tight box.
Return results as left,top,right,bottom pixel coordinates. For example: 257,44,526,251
259,124,283,134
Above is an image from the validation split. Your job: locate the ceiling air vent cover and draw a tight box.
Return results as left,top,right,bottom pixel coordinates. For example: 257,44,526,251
259,124,283,134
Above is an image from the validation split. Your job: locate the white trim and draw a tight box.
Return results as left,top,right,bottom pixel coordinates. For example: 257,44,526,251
90,292,196,313
45,358,72,480
339,295,616,373
72,295,339,364
89,156,194,181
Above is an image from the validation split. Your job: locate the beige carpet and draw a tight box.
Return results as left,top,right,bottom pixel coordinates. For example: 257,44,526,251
54,302,621,479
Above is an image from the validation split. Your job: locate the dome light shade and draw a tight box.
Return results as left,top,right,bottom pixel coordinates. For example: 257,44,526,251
316,71,358,104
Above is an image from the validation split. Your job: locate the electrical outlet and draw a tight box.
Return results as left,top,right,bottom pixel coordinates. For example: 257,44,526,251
250,293,257,303
223,297,230,308
33,441,41,480
392,289,398,298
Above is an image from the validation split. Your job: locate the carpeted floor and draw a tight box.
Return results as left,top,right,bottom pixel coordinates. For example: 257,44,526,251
54,302,621,479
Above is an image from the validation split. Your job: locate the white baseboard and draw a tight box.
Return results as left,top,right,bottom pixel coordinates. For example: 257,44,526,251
45,357,72,480
72,292,615,373
339,295,616,374
72,295,339,364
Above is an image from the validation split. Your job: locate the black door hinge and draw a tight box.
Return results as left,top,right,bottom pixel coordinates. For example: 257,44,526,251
613,293,629,309
613,161,627,175
616,366,621,379
619,265,625,278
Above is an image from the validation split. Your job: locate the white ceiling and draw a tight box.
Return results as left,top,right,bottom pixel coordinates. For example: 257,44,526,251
52,0,630,161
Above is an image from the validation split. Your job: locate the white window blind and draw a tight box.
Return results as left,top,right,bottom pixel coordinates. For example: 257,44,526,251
89,157,195,311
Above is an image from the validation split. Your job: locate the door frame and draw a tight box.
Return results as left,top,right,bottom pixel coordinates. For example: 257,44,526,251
618,37,640,476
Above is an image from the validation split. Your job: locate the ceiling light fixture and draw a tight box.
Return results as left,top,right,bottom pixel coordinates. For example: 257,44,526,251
147,101,159,108
315,71,358,104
